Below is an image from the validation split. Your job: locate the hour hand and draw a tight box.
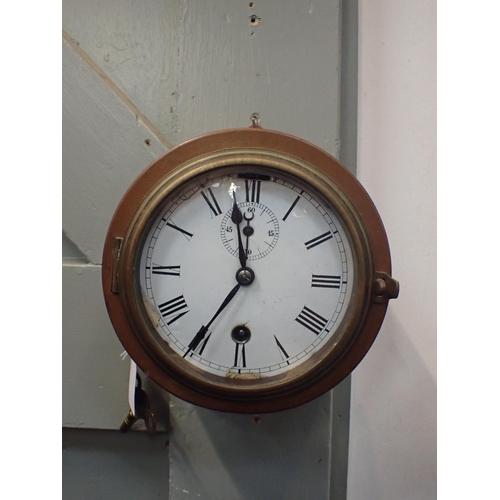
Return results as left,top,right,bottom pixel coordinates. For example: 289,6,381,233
231,194,247,268
231,194,243,225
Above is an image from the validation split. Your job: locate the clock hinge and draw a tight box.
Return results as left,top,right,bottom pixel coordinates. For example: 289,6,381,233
373,271,399,303
111,237,123,294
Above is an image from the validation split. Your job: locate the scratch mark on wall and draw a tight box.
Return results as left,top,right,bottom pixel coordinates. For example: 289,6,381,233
180,0,188,24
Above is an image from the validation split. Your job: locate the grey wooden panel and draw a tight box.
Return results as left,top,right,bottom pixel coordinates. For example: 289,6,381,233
338,0,358,173
63,1,341,157
169,394,333,500
63,428,169,500
62,263,170,430
62,264,129,428
175,1,341,156
62,35,168,264
329,375,351,499
63,231,89,262
62,0,180,142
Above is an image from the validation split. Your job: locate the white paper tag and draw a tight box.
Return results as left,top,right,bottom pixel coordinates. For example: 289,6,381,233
128,359,137,415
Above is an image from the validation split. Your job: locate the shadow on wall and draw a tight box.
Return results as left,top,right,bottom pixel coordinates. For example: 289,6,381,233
168,386,349,500
62,428,169,500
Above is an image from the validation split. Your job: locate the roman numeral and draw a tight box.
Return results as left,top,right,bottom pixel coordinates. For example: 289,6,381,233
165,221,194,239
304,231,333,250
274,336,290,364
150,265,180,276
295,306,329,335
282,195,301,221
158,295,189,325
201,188,222,217
234,343,246,370
245,180,261,203
311,274,341,288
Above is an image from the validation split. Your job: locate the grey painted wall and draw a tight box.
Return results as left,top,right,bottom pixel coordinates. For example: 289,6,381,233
62,429,169,500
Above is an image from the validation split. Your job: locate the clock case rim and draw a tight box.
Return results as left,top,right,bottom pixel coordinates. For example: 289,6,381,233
120,155,370,397
102,128,394,414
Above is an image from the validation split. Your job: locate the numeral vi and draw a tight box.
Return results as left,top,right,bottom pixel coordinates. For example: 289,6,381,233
245,180,261,203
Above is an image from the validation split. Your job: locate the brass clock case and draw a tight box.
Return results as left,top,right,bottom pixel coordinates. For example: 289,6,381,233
102,128,398,413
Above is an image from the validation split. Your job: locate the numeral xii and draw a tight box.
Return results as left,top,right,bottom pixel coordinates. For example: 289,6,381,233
245,180,261,203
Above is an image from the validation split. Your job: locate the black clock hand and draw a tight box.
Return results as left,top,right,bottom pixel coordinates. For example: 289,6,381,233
245,230,250,259
243,210,255,259
231,193,247,268
183,283,242,357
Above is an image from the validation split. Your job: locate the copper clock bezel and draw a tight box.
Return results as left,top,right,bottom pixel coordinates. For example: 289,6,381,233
102,128,395,413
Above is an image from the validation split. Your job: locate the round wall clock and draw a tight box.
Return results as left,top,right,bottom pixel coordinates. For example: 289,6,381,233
102,126,399,413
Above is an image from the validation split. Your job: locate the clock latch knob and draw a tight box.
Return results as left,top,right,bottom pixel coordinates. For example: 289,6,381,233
374,271,399,303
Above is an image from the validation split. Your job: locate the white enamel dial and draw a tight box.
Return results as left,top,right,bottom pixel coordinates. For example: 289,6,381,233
139,169,354,379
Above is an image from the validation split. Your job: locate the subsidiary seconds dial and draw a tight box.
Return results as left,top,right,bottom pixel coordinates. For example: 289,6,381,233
220,196,280,261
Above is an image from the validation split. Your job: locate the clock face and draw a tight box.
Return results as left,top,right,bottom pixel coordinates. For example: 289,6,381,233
138,168,354,380
103,129,398,413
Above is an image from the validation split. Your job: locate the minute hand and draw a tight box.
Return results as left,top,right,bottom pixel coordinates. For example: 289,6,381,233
183,283,242,357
